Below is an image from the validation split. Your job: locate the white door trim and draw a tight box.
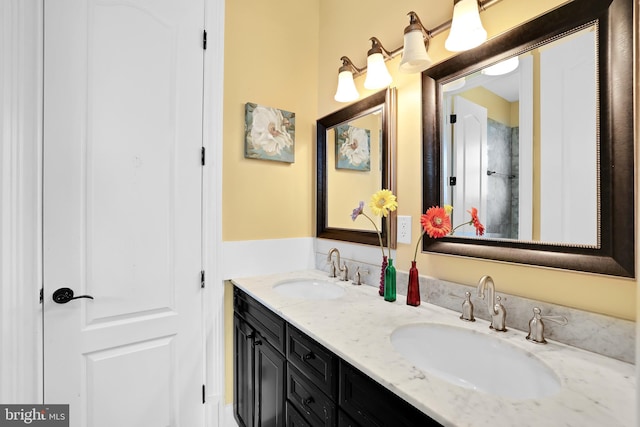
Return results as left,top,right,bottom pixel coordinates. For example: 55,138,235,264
202,0,226,425
0,0,44,404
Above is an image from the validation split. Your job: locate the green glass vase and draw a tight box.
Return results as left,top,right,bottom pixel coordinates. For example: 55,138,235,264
384,258,396,302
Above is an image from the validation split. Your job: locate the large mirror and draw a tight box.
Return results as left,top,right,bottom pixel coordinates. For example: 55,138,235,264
422,0,634,277
317,88,397,247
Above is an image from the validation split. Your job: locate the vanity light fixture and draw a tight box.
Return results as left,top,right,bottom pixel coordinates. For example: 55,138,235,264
442,77,466,92
364,37,393,90
399,11,433,74
334,56,364,102
334,0,502,102
445,0,488,52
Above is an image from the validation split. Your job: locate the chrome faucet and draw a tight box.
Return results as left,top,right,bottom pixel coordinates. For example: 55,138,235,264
476,275,507,331
526,307,568,344
327,248,348,281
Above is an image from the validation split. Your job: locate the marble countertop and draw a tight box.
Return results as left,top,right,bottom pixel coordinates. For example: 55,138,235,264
231,270,636,427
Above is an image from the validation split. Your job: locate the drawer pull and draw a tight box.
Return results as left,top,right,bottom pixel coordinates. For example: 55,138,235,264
303,397,314,406
303,352,315,360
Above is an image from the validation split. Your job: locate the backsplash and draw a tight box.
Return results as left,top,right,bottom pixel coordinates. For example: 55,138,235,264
315,251,635,364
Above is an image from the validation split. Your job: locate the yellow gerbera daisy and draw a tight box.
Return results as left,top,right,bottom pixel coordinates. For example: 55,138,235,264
369,189,398,217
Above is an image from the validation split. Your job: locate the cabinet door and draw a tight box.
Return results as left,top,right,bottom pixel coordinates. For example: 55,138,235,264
235,314,255,427
254,336,286,427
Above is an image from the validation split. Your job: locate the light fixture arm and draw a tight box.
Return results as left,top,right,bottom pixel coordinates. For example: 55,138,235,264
339,56,365,77
406,11,430,39
368,37,394,59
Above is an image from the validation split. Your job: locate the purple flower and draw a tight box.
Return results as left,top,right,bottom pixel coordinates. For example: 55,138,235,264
351,201,365,221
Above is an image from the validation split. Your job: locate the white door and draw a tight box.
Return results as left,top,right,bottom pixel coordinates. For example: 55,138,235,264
539,29,597,245
43,1,205,426
452,96,488,235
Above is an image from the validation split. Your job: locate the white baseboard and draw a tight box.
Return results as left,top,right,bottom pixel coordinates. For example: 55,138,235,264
222,237,315,279
223,404,237,427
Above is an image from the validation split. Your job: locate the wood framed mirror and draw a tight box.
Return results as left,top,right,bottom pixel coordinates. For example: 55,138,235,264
317,88,397,247
421,0,634,277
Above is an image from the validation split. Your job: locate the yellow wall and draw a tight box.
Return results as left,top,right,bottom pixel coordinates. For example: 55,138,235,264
222,0,319,241
222,0,320,405
327,113,383,230
459,86,515,126
317,0,636,321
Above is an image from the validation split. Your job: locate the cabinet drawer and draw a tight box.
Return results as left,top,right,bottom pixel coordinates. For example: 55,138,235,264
287,363,336,427
234,286,286,353
286,401,311,427
339,361,441,427
287,325,338,400
337,410,357,427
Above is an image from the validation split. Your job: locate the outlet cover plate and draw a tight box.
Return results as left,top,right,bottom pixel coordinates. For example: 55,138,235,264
397,215,411,244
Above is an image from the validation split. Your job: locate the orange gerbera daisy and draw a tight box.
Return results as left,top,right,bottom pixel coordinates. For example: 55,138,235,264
420,207,452,239
468,207,485,236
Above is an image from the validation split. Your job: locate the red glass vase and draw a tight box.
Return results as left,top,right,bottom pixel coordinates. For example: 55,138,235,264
378,256,388,296
406,261,421,306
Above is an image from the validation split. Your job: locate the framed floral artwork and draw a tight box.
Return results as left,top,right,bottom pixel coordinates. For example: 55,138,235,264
244,103,295,163
335,124,371,171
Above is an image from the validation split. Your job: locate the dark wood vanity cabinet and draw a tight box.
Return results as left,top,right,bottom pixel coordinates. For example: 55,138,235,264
233,286,441,427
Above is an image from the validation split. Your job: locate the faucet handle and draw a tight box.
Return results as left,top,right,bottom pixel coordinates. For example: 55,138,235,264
352,267,368,285
526,307,567,344
460,291,475,322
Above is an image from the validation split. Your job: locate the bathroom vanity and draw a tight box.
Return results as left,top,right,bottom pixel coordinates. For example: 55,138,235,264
233,284,438,427
232,270,635,427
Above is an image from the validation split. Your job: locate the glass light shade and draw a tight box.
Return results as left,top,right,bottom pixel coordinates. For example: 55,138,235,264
364,53,393,90
442,77,466,92
399,30,433,73
334,70,359,102
445,0,487,52
482,57,520,76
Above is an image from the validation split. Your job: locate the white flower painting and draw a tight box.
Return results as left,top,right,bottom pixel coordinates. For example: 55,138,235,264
336,124,370,171
245,103,295,163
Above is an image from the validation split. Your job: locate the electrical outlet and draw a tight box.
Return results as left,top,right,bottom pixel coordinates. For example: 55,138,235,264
397,215,411,244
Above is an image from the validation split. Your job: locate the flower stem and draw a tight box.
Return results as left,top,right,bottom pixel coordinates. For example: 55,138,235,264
385,215,391,259
450,220,472,235
361,213,386,258
413,230,426,262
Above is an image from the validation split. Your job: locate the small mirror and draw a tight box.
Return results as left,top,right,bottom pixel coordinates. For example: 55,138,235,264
422,0,634,277
317,88,397,247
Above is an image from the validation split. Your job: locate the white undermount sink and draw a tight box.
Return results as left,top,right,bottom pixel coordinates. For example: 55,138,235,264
391,323,561,399
273,279,345,300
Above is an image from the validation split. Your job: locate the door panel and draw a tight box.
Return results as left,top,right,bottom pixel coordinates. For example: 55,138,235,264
234,314,254,427
86,337,175,427
43,0,205,426
254,340,285,427
452,96,488,235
